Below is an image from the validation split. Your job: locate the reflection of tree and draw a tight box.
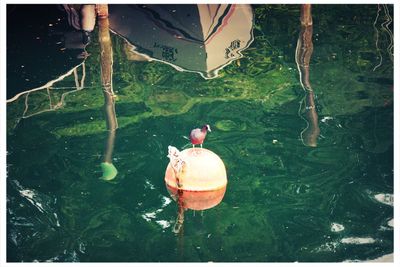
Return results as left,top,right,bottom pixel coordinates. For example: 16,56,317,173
295,4,320,147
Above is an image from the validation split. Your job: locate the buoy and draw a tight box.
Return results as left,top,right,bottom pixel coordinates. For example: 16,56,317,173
165,146,227,211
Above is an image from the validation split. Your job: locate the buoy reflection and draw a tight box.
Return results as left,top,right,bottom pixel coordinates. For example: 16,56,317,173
166,185,227,234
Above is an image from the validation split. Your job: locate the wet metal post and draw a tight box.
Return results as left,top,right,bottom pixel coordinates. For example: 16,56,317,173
296,4,320,147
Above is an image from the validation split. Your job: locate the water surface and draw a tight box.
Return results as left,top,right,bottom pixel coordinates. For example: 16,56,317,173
7,4,393,262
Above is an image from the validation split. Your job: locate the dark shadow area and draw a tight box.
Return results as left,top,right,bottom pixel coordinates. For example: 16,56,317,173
7,5,84,98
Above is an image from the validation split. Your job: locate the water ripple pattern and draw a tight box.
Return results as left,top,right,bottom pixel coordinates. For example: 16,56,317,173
6,4,393,263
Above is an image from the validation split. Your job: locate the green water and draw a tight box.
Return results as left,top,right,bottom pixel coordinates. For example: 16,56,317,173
7,4,393,262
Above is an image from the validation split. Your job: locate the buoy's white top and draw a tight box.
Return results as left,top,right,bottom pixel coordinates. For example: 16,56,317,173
165,146,227,191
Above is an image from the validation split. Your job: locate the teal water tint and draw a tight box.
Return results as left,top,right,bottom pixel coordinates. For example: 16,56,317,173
7,5,393,262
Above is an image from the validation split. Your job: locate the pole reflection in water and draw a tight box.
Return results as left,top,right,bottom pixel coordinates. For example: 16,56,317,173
176,189,185,260
167,185,227,259
295,4,320,147
98,5,118,181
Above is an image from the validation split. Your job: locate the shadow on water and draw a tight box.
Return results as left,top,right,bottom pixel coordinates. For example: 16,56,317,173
6,4,393,262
